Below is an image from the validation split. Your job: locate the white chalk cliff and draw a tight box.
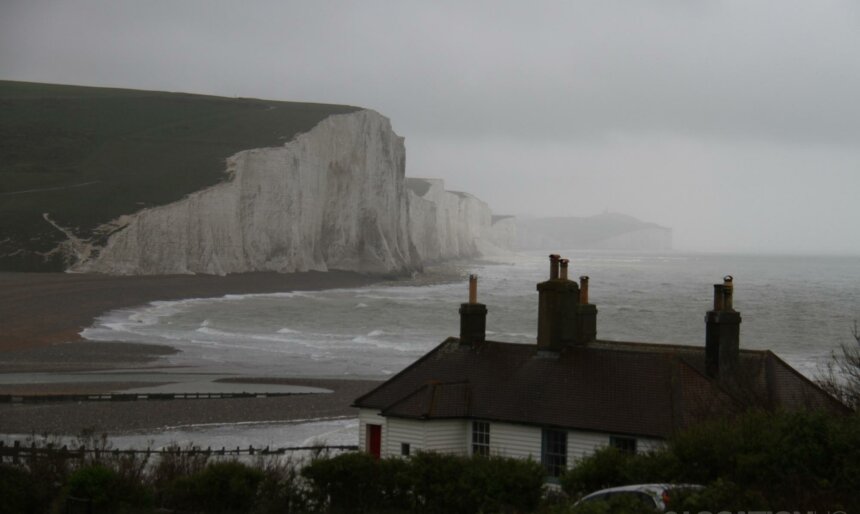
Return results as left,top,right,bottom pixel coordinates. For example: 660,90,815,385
71,110,514,275
406,178,516,261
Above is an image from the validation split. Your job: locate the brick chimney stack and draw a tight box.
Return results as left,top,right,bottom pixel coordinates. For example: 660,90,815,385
459,274,487,346
705,275,741,377
538,255,582,351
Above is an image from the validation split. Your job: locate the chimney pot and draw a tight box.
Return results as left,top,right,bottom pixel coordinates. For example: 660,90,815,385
468,274,478,304
579,276,589,304
549,254,560,280
722,275,734,311
713,284,725,311
559,259,569,281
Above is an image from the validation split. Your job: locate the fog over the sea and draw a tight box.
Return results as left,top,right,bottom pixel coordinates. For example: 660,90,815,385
2,1,859,254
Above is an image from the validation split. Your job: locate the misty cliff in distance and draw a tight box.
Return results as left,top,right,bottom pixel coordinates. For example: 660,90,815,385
518,213,671,251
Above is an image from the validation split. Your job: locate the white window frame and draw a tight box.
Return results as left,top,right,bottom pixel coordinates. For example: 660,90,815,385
471,421,490,456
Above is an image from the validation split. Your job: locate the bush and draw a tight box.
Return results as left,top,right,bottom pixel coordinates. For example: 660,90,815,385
164,460,264,514
559,446,679,498
407,452,544,513
253,459,310,514
559,447,631,498
667,479,768,512
150,444,212,507
409,452,472,514
63,464,153,513
0,465,43,514
462,454,545,513
668,410,859,508
303,451,545,514
817,320,860,410
560,410,860,512
375,456,413,511
302,452,387,513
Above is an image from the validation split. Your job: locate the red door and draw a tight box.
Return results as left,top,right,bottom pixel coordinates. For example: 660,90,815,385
367,424,382,459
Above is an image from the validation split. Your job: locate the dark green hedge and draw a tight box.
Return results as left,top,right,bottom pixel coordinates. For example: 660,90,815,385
302,451,545,514
560,410,860,512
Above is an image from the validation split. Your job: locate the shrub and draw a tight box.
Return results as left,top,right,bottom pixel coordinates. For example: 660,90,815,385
164,460,264,514
303,451,545,514
252,458,310,514
302,452,417,512
667,410,859,508
409,452,473,514
559,447,631,498
14,437,72,511
63,463,153,513
560,410,860,512
302,452,385,513
0,465,43,514
667,479,768,512
375,456,413,511
151,443,212,492
461,454,545,513
817,320,860,410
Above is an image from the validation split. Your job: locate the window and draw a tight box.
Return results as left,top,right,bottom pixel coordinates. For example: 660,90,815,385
400,443,410,456
541,428,567,477
472,421,490,456
610,436,637,455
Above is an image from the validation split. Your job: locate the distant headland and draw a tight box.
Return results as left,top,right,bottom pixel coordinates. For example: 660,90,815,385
517,212,672,251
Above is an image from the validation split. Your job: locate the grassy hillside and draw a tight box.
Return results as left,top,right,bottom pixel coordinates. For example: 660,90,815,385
0,81,360,271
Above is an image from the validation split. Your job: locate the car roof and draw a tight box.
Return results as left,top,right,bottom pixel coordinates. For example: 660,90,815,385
580,483,705,501
583,483,673,497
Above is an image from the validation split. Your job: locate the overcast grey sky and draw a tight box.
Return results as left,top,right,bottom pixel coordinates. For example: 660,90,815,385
2,0,860,254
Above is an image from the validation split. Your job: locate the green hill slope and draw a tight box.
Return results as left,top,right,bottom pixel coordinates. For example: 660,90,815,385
0,81,359,271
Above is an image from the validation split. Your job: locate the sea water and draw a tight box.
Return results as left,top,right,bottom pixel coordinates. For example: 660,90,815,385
82,250,860,380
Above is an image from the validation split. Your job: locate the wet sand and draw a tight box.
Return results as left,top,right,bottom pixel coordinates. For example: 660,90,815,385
0,378,380,434
0,271,384,434
0,270,379,352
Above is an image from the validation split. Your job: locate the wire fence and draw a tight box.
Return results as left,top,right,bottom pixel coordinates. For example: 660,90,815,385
0,391,307,403
0,440,358,464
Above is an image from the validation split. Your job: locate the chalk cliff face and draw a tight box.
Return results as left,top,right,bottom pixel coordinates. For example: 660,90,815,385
73,110,420,275
407,178,510,263
71,110,515,275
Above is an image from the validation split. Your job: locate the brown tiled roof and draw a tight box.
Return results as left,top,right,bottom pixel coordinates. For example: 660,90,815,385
354,338,846,439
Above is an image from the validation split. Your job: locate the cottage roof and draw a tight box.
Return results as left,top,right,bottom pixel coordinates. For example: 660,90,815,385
354,337,843,439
